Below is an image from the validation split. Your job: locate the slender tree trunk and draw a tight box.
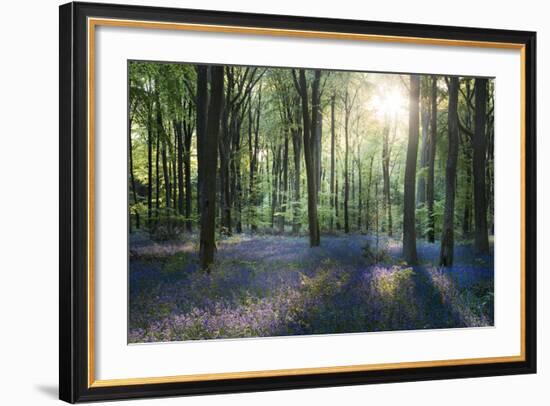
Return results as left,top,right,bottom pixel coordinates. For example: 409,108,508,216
172,128,178,210
249,89,261,231
155,101,161,222
199,66,224,270
382,118,392,236
183,117,193,232
314,98,323,200
344,91,350,234
473,78,489,253
357,157,362,231
292,127,302,233
195,66,208,217
462,158,472,237
417,92,430,207
365,154,374,232
330,94,336,231
335,174,340,230
281,133,289,232
403,75,420,264
271,145,280,229
427,76,437,242
129,114,139,230
440,77,460,266
147,113,153,230
296,69,320,246
175,120,184,217
161,140,171,209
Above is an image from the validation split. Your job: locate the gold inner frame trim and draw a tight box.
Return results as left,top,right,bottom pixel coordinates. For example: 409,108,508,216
87,17,527,388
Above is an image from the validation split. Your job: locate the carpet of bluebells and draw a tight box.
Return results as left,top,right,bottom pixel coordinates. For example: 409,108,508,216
128,233,494,343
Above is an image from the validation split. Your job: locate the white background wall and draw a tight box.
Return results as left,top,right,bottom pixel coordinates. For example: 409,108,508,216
0,0,546,404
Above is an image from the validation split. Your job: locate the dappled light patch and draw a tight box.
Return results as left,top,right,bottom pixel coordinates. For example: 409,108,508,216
426,267,492,327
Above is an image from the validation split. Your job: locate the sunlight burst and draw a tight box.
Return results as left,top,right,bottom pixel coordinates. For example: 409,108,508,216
372,88,406,121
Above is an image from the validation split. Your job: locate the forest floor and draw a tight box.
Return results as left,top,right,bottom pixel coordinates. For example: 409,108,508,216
128,232,494,343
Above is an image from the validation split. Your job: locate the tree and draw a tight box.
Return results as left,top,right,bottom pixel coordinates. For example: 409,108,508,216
417,77,431,208
199,66,224,270
473,78,489,253
343,90,351,233
293,69,321,246
440,77,460,266
342,83,358,234
426,76,437,243
382,116,393,236
195,65,208,216
330,93,336,230
403,75,420,264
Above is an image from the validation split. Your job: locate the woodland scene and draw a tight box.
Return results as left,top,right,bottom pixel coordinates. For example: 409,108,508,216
128,61,495,343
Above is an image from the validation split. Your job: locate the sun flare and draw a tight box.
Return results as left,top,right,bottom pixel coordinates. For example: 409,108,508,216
372,89,406,121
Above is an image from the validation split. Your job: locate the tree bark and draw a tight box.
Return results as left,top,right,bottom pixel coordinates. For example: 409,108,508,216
292,127,302,233
403,75,420,264
344,90,350,234
426,76,437,243
440,77,460,266
417,86,430,207
183,105,193,232
195,66,208,216
199,66,224,270
147,113,153,230
175,119,184,216
382,119,392,236
330,94,336,231
473,78,489,253
161,140,171,209
357,156,362,231
295,69,321,246
128,109,139,230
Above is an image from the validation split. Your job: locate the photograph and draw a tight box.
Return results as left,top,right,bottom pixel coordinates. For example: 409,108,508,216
127,62,496,343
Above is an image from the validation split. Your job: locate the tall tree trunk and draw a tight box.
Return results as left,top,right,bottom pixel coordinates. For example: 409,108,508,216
271,145,280,228
147,113,153,230
155,100,161,222
382,118,392,236
175,120,184,216
344,91,350,234
183,114,193,231
403,75,420,264
440,77,460,266
473,78,489,253
249,89,261,231
195,66,208,216
427,76,437,242
357,156,362,231
417,90,430,207
161,140,171,209
129,114,139,230
462,157,472,237
365,154,374,232
281,133,289,232
199,66,224,270
219,96,232,235
314,98,323,199
295,69,320,246
292,127,302,233
330,94,336,231
335,174,340,230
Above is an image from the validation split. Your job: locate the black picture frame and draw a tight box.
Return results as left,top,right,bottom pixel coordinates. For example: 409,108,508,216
59,1,537,403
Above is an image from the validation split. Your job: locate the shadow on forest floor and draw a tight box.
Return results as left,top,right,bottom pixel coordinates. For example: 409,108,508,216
128,233,494,343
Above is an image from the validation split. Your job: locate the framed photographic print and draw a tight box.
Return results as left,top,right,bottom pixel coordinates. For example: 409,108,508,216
59,1,536,403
